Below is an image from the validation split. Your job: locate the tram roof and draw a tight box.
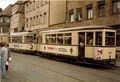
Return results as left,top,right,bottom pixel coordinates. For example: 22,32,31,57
10,32,34,36
40,25,112,33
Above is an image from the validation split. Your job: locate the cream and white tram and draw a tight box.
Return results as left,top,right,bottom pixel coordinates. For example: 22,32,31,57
9,32,37,53
0,33,9,43
38,26,116,65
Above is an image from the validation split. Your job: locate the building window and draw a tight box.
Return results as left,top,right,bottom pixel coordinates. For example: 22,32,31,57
26,18,28,28
45,0,49,4
98,1,105,17
43,13,47,24
25,3,28,13
36,15,38,25
30,18,32,27
39,14,42,24
41,0,44,6
69,10,74,22
87,4,93,19
36,1,39,8
29,2,32,12
33,17,35,26
33,1,35,10
76,8,82,21
112,0,120,14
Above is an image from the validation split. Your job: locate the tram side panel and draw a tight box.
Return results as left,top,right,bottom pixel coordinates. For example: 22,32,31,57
40,45,78,57
37,32,79,57
85,47,94,58
9,35,37,52
37,28,116,65
85,47,116,60
9,43,37,51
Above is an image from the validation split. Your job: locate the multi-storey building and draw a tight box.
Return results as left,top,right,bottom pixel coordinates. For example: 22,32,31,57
10,1,25,33
0,5,12,43
49,0,120,46
18,0,120,47
67,0,120,46
66,0,119,28
24,0,49,32
49,1,67,29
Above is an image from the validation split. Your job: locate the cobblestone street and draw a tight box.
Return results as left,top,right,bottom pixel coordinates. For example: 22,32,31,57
1,52,120,82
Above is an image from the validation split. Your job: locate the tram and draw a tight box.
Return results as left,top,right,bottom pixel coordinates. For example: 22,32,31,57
116,33,120,52
9,25,116,66
0,33,9,43
9,32,37,53
37,26,116,65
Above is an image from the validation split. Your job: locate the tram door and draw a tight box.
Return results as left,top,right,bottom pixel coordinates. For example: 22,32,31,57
78,33,85,59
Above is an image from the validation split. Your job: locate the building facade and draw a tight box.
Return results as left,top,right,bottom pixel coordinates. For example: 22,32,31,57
24,0,49,32
48,0,120,46
66,0,120,28
12,0,120,46
10,1,25,33
0,5,12,43
66,0,120,46
49,1,67,29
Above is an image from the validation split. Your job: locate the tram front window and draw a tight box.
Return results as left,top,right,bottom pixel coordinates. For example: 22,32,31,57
105,32,115,46
86,32,93,46
96,32,102,46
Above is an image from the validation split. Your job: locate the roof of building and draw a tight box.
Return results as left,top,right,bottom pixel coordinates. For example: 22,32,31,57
0,4,12,17
12,1,23,6
12,1,24,14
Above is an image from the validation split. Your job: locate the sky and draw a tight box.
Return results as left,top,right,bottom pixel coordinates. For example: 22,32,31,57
0,0,17,10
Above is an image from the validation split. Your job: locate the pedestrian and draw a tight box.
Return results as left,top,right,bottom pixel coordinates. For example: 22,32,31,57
5,44,11,71
0,42,9,78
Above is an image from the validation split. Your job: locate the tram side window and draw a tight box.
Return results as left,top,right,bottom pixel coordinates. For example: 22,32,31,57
105,32,115,46
25,36,29,43
95,32,102,45
12,37,17,43
86,32,93,46
10,37,14,43
45,34,50,44
116,35,120,46
19,36,22,43
12,36,22,43
25,36,33,43
57,34,63,44
64,33,72,44
51,34,56,44
38,35,42,44
25,36,30,43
